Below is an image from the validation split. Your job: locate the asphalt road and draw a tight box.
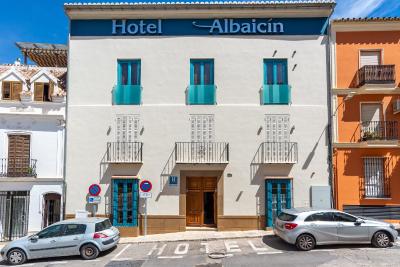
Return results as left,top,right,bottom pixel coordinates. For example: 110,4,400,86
2,235,400,267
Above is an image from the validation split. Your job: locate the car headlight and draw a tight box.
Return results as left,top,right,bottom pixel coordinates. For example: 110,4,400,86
390,224,395,230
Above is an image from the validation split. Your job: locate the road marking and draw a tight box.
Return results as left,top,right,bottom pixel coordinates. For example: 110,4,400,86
111,258,133,261
158,256,184,259
82,259,101,262
309,249,335,252
147,244,167,256
21,264,35,266
224,241,241,253
48,261,68,265
257,251,283,255
174,243,189,255
248,240,268,253
112,244,131,260
225,253,234,257
200,242,209,254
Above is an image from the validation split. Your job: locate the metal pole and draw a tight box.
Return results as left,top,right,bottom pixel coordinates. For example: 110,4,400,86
144,198,148,236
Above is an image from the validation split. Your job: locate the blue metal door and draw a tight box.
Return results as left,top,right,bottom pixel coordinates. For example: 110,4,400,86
266,179,292,227
112,179,139,226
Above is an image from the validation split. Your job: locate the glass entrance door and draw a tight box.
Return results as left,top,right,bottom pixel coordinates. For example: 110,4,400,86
265,179,292,227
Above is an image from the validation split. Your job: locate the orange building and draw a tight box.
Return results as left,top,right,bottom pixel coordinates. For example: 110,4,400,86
331,18,400,222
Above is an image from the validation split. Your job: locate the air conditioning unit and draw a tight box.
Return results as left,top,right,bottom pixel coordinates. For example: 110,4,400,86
393,99,400,114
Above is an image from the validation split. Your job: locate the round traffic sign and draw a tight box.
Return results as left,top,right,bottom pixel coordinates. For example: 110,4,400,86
140,180,152,192
88,184,101,196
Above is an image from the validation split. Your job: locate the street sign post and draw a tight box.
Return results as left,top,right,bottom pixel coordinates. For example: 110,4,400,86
88,184,101,196
88,196,101,204
139,180,152,237
88,184,101,216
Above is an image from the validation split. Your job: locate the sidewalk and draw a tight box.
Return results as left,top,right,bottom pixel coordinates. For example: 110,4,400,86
119,230,273,244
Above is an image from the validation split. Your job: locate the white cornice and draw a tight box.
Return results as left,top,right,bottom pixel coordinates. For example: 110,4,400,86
332,21,400,32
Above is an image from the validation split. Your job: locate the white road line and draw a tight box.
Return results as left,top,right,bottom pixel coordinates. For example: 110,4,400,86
309,249,335,252
257,251,283,255
111,258,133,261
200,242,209,254
157,256,184,259
174,243,189,255
82,259,101,262
21,264,35,266
248,240,268,253
48,261,68,265
112,244,131,260
225,253,234,257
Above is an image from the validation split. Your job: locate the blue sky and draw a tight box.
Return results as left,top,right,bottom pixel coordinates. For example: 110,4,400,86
0,0,399,64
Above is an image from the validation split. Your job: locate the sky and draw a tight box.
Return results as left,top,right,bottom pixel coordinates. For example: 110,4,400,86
0,0,399,64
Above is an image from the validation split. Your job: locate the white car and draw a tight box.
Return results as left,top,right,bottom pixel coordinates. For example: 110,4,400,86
1,217,120,265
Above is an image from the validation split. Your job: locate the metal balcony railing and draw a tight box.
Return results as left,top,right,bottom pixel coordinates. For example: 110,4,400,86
0,158,37,177
360,121,398,141
105,142,143,163
112,84,142,105
175,142,229,163
358,65,396,87
187,85,216,105
260,142,298,164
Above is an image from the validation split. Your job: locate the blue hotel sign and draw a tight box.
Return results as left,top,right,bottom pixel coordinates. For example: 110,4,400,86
70,17,328,36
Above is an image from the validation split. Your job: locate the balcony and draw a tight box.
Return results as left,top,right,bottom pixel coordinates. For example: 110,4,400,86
358,65,396,88
175,142,229,164
187,85,216,105
112,85,142,105
105,142,143,163
262,84,291,105
260,142,298,164
360,121,398,142
0,158,37,177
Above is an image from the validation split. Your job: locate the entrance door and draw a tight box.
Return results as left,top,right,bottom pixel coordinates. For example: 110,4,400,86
265,179,292,227
0,191,30,241
42,193,61,228
186,177,217,227
8,135,30,177
112,179,139,227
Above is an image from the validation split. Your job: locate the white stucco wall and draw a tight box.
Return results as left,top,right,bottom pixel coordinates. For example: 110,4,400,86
66,34,330,217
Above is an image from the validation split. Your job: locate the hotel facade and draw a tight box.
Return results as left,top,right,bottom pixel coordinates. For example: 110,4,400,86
331,18,400,222
64,1,334,236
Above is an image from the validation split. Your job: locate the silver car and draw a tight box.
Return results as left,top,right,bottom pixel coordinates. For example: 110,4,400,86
1,217,120,265
274,208,398,251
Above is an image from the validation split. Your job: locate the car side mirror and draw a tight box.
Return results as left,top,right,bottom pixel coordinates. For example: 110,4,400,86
29,235,39,242
355,219,364,226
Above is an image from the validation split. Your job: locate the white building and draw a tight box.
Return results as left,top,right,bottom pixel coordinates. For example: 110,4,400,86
0,43,67,240
65,0,334,236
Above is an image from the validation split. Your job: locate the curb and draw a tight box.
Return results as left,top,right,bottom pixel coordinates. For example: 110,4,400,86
119,231,275,244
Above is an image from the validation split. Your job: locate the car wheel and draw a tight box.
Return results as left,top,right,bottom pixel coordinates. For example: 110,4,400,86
80,244,100,260
372,231,391,248
296,234,316,251
7,248,27,265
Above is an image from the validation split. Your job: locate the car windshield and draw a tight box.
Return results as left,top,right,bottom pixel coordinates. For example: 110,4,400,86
95,219,112,232
277,212,297,222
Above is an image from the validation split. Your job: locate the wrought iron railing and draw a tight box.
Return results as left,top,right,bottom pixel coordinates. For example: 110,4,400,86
260,142,298,164
360,121,398,141
105,142,143,163
358,65,395,87
0,158,37,177
362,157,390,198
175,142,229,163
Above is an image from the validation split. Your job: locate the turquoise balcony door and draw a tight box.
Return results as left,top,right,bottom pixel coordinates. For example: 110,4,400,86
112,179,139,227
265,179,292,227
188,59,216,105
263,59,290,105
113,60,141,105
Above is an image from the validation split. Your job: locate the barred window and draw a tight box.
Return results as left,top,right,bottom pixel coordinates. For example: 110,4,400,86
364,157,388,198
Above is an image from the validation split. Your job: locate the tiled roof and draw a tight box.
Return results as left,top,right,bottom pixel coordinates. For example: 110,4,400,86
0,64,67,90
333,17,400,22
16,42,67,68
65,0,336,7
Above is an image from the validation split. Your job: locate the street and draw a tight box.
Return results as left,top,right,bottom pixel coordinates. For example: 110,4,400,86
2,235,400,267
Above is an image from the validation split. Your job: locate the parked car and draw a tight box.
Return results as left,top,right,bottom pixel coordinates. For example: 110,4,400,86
1,217,119,265
274,208,398,251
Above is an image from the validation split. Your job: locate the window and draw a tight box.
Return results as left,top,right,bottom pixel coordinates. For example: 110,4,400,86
115,114,140,142
63,224,87,236
37,224,63,239
112,179,139,226
364,157,388,198
277,212,297,222
190,114,214,142
95,219,112,232
305,212,334,222
34,82,53,102
118,60,141,86
333,212,357,223
360,51,381,67
2,81,22,100
264,59,288,85
190,59,214,85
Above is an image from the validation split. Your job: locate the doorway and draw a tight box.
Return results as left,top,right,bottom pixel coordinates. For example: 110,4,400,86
42,193,61,228
186,177,217,227
265,179,292,227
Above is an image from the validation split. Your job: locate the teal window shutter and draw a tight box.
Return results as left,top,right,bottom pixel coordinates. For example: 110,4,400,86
263,59,290,105
114,60,142,105
188,59,215,105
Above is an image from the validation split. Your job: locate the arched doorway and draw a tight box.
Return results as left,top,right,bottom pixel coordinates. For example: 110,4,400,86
42,193,61,228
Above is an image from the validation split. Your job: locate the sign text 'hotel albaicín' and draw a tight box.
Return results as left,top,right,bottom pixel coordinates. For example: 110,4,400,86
70,18,328,36
111,19,284,35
